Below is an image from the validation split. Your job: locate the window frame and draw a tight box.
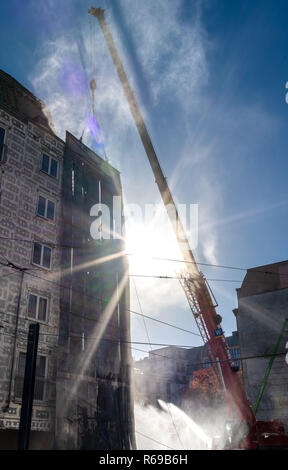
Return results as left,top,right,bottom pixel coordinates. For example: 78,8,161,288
36,193,56,222
27,292,49,323
15,352,48,402
32,241,52,270
230,347,241,367
41,153,59,179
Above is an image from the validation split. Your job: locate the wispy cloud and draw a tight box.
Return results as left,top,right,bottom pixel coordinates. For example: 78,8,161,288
114,0,209,106
29,0,209,142
29,0,210,319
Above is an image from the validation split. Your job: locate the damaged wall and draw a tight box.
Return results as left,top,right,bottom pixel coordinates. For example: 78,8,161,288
235,260,288,430
56,132,135,450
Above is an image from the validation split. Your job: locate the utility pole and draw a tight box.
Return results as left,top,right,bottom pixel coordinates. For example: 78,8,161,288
3,262,28,412
18,322,40,450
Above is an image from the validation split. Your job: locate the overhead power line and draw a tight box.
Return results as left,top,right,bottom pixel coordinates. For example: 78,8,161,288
132,274,184,449
130,309,201,337
0,261,202,338
0,324,198,349
129,274,244,282
1,326,286,370
0,236,288,277
130,346,287,369
135,431,175,450
0,259,282,294
0,303,201,338
0,260,201,336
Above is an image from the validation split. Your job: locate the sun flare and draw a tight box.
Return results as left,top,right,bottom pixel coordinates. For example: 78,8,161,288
125,219,184,277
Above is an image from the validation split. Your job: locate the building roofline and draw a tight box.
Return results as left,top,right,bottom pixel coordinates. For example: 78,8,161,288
0,69,44,106
238,259,288,299
65,130,120,176
0,69,64,143
247,259,288,271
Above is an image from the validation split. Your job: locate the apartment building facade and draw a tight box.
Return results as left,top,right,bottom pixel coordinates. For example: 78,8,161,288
0,69,64,448
56,131,134,450
0,70,134,449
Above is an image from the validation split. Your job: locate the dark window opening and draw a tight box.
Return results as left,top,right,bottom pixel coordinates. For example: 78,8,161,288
14,353,47,401
41,154,49,173
41,154,58,178
32,242,51,269
0,127,6,162
43,246,51,268
50,158,58,178
37,196,46,217
37,195,55,221
28,293,48,322
47,200,55,220
33,242,42,265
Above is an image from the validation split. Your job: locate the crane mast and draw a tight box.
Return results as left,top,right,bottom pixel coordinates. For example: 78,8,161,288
88,6,256,447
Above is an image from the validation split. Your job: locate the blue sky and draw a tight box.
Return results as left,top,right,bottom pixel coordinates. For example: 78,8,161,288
1,0,288,359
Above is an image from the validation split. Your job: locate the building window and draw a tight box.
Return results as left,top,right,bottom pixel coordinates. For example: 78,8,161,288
32,242,52,269
230,347,241,367
14,353,47,401
27,293,48,322
37,195,55,221
0,127,7,162
41,154,58,178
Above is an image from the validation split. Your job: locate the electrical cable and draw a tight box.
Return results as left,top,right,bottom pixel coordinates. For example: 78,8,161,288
1,264,287,367
2,326,287,384
3,323,286,369
0,237,287,278
0,258,280,299
135,431,175,450
0,307,201,337
131,276,184,450
132,277,153,351
130,309,201,337
0,260,202,337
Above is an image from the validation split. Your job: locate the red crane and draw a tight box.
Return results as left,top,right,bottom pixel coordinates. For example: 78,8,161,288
88,6,288,449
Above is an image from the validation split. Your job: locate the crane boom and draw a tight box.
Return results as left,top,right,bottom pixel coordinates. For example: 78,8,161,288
89,6,257,447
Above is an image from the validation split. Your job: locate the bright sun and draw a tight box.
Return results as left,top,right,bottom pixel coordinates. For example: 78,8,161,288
125,219,184,277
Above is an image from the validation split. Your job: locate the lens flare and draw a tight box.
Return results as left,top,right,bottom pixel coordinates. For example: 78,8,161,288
86,114,104,147
60,62,87,97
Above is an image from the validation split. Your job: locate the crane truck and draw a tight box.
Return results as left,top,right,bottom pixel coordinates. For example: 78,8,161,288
88,6,288,450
